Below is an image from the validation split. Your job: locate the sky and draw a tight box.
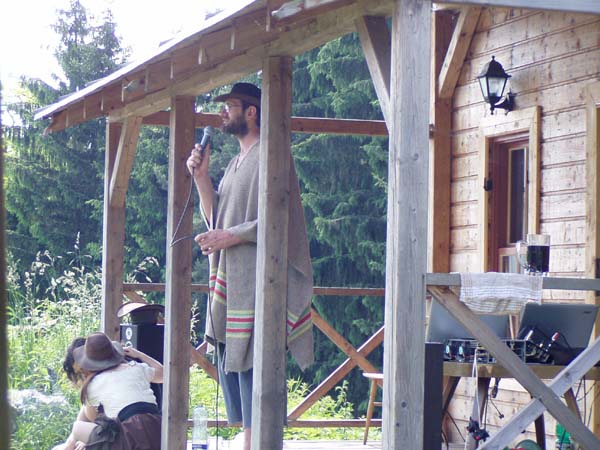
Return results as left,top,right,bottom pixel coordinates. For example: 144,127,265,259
0,0,249,99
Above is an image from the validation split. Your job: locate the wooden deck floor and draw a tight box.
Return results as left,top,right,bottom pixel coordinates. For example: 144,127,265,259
282,442,463,449
196,439,464,449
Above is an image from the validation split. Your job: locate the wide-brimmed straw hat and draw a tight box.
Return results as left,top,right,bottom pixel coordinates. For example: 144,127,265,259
213,82,261,107
73,332,125,372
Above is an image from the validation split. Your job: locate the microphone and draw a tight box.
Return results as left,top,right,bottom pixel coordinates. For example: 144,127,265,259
198,126,215,156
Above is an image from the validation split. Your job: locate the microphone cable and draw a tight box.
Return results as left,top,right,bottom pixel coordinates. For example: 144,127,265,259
170,126,215,248
169,168,196,247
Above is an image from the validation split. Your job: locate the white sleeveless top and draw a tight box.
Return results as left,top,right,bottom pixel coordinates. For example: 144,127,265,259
86,361,157,418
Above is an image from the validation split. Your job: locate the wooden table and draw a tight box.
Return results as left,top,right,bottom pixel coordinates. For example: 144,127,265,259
442,362,600,449
426,274,600,450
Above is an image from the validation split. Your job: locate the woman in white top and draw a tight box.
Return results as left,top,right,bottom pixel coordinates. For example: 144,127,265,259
54,332,163,450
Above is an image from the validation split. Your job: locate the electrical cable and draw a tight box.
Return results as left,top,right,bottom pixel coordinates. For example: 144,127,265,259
446,412,465,442
441,429,450,450
169,169,196,248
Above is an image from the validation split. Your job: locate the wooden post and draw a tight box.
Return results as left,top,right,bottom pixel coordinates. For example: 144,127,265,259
0,117,10,450
383,1,431,450
102,122,125,338
585,81,600,439
162,96,195,450
428,9,454,274
251,56,293,450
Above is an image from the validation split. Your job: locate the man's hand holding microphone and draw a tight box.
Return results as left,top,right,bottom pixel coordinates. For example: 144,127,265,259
186,126,214,181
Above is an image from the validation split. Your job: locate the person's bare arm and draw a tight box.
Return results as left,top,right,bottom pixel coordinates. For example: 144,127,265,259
123,346,164,383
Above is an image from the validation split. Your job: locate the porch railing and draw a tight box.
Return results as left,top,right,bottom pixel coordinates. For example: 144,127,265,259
122,283,384,429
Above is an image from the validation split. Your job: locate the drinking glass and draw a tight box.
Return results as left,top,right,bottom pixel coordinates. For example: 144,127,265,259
516,234,550,276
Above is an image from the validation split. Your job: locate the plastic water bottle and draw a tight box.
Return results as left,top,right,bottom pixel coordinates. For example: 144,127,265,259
192,405,208,450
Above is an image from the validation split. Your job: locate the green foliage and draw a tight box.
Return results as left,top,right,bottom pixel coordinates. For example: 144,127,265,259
7,249,101,450
4,0,127,273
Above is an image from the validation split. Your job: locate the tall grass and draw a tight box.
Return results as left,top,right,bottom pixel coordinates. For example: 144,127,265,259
7,250,101,449
7,250,368,449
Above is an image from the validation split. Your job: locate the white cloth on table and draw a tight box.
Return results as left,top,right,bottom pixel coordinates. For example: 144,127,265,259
459,272,542,315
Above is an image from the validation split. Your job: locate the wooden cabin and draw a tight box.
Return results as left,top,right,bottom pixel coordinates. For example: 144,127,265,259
13,0,600,449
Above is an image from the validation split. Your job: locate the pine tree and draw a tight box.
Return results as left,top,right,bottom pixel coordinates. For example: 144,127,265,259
4,1,128,271
290,33,388,410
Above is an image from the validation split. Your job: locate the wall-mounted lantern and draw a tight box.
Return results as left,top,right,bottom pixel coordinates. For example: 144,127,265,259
477,56,515,114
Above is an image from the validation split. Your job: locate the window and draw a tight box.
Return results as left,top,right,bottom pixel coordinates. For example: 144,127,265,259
478,106,541,274
488,137,528,273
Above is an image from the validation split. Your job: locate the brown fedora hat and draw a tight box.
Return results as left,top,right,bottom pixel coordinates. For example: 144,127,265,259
213,82,261,107
73,332,125,372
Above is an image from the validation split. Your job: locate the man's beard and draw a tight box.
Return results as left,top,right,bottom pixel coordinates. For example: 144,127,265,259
221,115,248,137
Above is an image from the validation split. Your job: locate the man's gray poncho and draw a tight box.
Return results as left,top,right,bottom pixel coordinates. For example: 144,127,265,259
204,142,314,372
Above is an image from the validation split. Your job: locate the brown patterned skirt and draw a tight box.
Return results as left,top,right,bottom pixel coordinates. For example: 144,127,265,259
85,403,161,450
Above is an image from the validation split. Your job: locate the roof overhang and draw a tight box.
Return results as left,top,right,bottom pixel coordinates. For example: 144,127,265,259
35,0,395,133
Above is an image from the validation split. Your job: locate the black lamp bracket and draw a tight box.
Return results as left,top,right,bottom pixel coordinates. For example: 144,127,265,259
490,91,515,115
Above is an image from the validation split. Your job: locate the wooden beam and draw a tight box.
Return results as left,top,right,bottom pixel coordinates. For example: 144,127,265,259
191,342,219,381
428,9,454,274
142,111,388,136
122,282,384,297
75,0,392,124
438,6,481,99
433,0,600,14
426,272,600,291
162,96,195,450
355,16,392,126
311,309,381,374
252,55,293,450
101,122,125,338
584,80,600,439
109,116,142,208
383,1,431,449
272,0,354,20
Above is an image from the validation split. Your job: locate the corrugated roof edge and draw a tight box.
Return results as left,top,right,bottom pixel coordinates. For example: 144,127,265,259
34,0,259,121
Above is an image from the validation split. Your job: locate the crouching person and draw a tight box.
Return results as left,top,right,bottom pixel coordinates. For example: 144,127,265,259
53,332,163,450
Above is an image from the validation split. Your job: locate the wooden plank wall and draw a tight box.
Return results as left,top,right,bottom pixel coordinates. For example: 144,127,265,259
446,7,600,446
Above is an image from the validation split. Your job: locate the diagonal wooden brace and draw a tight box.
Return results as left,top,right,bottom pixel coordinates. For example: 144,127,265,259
287,309,384,420
481,335,600,449
428,286,600,450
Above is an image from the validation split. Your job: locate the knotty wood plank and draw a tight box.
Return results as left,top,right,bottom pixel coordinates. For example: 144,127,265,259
584,80,600,440
109,116,142,208
383,1,431,449
162,96,195,450
355,15,392,126
101,122,125,338
429,9,454,274
434,0,600,15
438,7,481,100
252,56,293,450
